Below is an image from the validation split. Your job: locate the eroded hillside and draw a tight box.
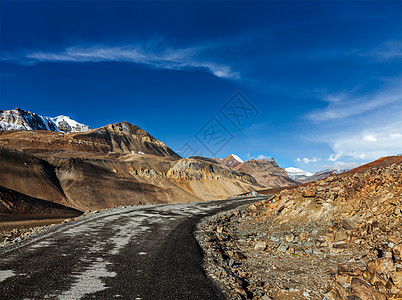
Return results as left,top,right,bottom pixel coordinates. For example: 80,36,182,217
0,122,259,213
196,156,402,299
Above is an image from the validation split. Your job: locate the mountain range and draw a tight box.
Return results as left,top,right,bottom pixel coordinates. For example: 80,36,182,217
298,168,349,183
2,108,357,218
216,154,297,188
217,155,349,185
0,108,90,133
0,109,261,216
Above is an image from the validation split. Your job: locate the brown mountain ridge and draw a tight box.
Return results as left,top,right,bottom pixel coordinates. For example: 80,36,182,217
217,155,297,188
0,122,259,214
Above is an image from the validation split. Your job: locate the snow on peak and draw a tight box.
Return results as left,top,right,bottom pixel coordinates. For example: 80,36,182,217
51,115,90,133
285,167,313,176
231,154,244,163
285,167,313,181
0,108,90,133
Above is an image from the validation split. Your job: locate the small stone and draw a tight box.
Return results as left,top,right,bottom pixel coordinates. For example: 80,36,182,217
302,189,316,197
342,219,355,230
285,246,295,255
336,274,352,284
391,270,402,287
367,258,395,275
228,258,235,267
277,243,289,253
285,234,294,242
233,251,247,260
333,231,348,242
270,236,279,242
256,280,265,287
323,289,342,300
298,231,309,242
234,286,247,297
255,241,267,251
312,249,321,255
304,248,313,255
303,241,314,247
350,277,386,300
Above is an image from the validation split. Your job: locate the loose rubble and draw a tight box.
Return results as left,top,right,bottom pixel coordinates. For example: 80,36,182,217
0,216,82,247
0,226,50,247
196,163,402,299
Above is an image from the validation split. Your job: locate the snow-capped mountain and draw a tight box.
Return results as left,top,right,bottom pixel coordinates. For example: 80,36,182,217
0,108,90,133
231,154,244,163
301,168,349,183
285,167,314,181
220,154,244,168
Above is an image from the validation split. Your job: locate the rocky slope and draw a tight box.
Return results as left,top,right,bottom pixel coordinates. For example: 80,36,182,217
216,155,296,188
0,121,180,157
220,154,244,168
234,158,296,188
196,156,402,299
0,108,89,133
0,122,259,213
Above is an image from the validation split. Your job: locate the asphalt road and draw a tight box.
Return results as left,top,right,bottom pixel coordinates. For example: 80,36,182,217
0,197,267,300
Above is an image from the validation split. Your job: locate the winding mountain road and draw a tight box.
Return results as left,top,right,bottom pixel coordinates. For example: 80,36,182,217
0,197,267,299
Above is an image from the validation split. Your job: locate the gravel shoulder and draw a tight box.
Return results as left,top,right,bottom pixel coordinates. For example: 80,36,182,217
196,205,401,300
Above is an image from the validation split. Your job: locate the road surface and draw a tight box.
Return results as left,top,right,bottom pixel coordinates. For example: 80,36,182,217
0,197,267,299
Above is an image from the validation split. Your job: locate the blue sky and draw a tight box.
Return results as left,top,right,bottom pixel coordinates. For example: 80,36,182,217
1,1,401,172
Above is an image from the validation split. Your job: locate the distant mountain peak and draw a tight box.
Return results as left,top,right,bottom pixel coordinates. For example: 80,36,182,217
230,154,244,163
221,154,244,168
285,167,314,181
299,167,350,183
217,153,296,188
0,108,89,133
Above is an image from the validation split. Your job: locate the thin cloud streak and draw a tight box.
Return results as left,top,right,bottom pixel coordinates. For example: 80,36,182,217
306,81,402,122
2,43,240,79
359,40,402,61
296,157,321,164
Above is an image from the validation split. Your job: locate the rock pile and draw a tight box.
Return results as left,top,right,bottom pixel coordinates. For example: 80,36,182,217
196,161,401,299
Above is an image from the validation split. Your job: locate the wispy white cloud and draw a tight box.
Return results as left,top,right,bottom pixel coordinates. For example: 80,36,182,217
390,132,402,138
362,134,377,142
328,153,342,162
322,161,361,171
296,157,321,164
329,120,402,161
303,76,402,171
359,40,402,61
2,42,240,79
306,80,402,122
